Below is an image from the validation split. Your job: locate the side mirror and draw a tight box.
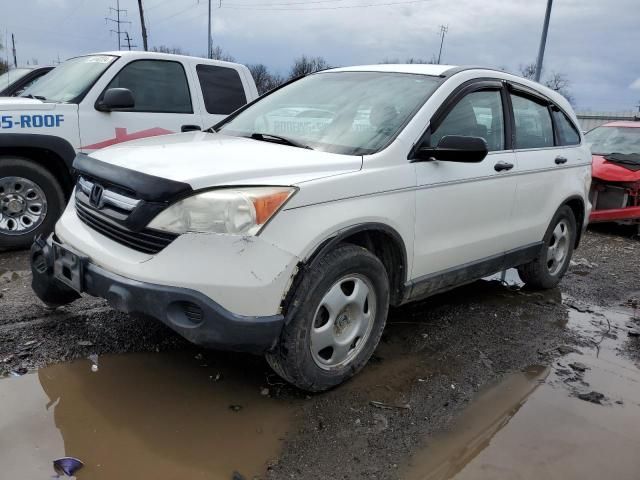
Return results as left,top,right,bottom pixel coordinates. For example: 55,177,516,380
96,88,135,112
413,135,488,163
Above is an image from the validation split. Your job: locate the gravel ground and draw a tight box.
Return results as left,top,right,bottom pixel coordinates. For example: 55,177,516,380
0,227,638,479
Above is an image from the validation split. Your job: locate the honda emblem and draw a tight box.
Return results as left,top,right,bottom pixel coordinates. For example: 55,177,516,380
89,184,105,208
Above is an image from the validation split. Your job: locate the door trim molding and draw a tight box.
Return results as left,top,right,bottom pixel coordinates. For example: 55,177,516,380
403,241,543,302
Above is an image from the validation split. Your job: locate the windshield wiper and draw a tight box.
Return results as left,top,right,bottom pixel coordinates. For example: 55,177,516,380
21,94,47,101
249,132,313,150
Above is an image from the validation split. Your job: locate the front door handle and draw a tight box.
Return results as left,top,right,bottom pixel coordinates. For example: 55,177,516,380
494,161,514,172
181,124,202,132
555,156,568,165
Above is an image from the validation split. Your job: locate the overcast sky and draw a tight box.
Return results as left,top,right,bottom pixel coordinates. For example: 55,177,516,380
2,0,639,111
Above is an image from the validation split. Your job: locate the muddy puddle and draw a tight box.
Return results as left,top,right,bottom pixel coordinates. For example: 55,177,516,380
404,296,640,480
0,351,297,479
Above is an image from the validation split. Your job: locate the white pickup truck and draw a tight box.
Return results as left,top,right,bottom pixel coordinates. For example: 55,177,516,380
0,51,258,248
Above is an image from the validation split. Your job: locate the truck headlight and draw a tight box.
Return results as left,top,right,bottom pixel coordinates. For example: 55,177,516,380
148,186,296,235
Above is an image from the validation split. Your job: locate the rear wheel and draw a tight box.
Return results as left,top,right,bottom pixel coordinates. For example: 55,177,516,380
518,205,576,289
0,157,65,250
266,244,390,391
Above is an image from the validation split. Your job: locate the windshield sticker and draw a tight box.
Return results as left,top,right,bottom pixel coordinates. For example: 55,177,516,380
1,114,64,129
85,56,113,64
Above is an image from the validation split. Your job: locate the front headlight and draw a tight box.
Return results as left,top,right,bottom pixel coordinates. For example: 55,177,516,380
148,186,296,235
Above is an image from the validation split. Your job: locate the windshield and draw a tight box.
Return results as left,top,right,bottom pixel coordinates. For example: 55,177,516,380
0,68,31,90
585,125,640,155
22,55,117,103
218,71,442,155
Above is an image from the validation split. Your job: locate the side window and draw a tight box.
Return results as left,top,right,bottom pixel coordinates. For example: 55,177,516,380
431,90,504,152
105,60,192,113
196,64,247,115
511,94,553,149
552,109,580,146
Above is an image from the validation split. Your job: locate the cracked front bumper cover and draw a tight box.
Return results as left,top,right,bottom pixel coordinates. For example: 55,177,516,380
31,235,284,354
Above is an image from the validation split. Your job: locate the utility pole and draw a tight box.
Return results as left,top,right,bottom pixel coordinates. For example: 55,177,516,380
124,32,137,51
106,0,131,50
11,33,16,68
437,25,448,64
207,0,212,58
534,0,553,82
137,0,148,51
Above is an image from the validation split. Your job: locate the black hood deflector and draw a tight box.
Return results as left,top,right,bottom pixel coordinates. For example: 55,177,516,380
73,153,193,202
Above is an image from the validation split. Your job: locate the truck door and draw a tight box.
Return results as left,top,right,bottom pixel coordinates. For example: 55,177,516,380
78,59,203,152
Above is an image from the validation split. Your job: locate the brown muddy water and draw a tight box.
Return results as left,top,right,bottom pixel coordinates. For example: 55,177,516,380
0,352,296,479
403,301,640,480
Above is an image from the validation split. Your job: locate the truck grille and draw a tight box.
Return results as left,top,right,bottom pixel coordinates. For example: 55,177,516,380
75,177,177,254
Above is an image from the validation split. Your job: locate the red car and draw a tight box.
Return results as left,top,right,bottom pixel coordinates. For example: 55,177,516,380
585,121,640,229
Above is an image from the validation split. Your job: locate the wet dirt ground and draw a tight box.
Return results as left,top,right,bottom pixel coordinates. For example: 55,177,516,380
0,227,639,479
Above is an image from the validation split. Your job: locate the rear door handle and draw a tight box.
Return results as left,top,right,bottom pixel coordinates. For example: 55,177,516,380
555,156,568,165
181,124,202,132
494,161,514,172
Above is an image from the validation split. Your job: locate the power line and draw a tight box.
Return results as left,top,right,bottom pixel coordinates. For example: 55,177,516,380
224,0,344,5
105,0,132,50
220,0,431,10
152,1,201,25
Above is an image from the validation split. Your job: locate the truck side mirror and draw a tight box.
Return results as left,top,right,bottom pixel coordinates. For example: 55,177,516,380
96,88,135,112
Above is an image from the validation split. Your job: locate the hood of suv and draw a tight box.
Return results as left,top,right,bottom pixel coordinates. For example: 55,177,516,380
88,132,362,188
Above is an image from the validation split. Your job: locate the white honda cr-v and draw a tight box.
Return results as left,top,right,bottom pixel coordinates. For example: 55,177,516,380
31,64,591,391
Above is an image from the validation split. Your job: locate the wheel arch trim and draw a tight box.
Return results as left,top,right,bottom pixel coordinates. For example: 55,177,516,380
281,222,408,312
0,134,76,170
558,195,586,248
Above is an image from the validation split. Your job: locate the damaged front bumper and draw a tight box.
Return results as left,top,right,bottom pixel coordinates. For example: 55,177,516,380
589,180,640,223
31,235,285,354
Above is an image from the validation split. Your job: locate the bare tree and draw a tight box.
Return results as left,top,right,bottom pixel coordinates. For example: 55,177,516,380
0,40,7,75
248,64,285,94
380,56,437,64
518,62,574,104
289,55,329,79
543,71,574,102
210,46,235,62
519,62,537,80
151,45,188,55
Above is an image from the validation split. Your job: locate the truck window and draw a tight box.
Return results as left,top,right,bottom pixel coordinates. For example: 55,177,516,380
105,60,193,114
196,64,247,115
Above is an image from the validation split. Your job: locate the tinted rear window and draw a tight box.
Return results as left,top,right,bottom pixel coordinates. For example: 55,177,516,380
196,64,247,115
552,109,580,146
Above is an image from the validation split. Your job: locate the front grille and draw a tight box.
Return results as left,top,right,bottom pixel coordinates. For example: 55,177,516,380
76,202,177,254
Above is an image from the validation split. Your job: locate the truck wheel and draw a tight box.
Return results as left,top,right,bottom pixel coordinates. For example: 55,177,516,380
266,244,390,392
518,205,576,289
0,157,65,250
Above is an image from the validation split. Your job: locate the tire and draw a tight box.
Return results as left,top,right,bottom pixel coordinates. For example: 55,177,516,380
518,205,577,289
0,157,66,250
266,244,390,392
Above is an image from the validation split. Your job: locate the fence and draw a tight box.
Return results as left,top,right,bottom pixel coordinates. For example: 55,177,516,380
576,111,639,131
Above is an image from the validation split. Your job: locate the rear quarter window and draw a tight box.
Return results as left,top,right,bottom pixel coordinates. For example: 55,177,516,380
552,109,581,146
196,64,247,115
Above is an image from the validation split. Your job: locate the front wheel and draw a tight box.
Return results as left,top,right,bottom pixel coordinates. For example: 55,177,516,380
266,244,390,392
0,157,65,250
518,205,577,289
